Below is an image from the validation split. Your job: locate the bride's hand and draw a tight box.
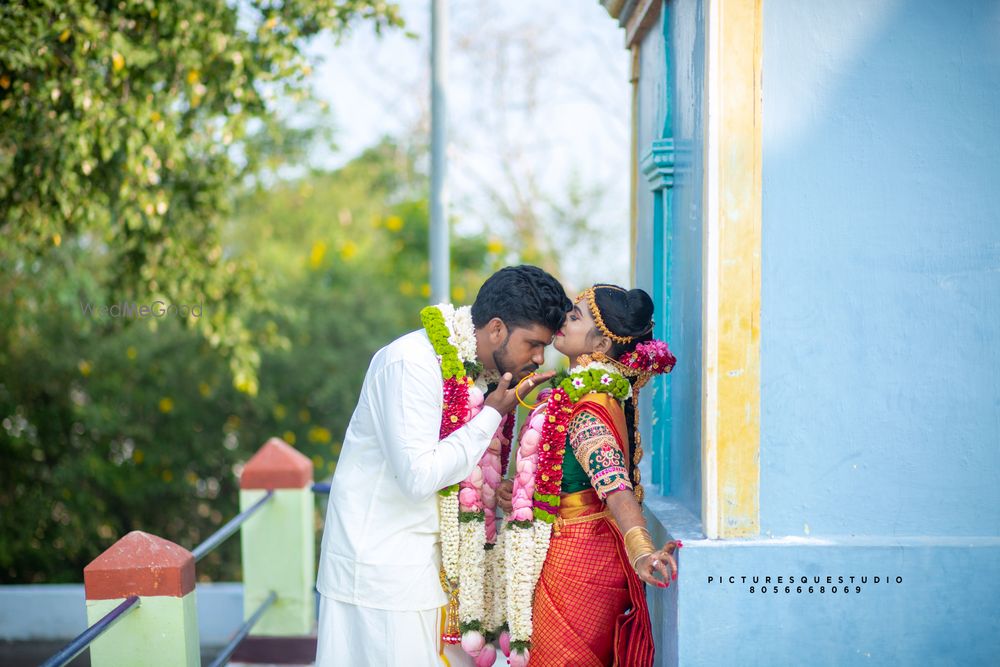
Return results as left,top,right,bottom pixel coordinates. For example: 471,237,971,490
634,541,681,588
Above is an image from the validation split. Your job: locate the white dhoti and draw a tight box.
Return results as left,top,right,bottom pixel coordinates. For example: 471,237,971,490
316,594,443,667
315,595,486,667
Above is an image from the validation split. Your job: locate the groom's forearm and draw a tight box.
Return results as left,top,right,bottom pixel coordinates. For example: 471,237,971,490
390,406,503,501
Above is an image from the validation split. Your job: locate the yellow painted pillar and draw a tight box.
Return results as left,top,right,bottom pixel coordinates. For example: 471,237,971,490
701,0,763,539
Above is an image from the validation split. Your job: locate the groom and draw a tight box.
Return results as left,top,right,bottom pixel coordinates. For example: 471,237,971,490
316,265,571,666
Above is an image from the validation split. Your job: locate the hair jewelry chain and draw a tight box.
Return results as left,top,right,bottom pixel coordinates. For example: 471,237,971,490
577,287,634,345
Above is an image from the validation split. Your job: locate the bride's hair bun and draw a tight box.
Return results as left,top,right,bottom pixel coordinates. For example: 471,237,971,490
623,289,654,336
592,284,655,347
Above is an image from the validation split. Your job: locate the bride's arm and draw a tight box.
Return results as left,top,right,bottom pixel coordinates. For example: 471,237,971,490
605,491,677,587
568,408,678,587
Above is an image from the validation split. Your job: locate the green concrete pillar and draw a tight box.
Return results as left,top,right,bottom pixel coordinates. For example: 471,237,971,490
239,437,315,636
84,531,199,666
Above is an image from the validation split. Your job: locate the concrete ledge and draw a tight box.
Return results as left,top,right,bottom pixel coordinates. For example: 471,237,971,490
0,583,244,644
642,492,706,542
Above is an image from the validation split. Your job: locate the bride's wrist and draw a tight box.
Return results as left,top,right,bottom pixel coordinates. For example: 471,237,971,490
624,526,656,569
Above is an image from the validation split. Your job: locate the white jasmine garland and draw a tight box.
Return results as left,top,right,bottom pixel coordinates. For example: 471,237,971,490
531,521,552,586
439,492,461,581
504,527,523,638
482,546,493,626
434,302,456,325
448,305,478,363
458,518,486,625
504,525,539,642
490,528,507,634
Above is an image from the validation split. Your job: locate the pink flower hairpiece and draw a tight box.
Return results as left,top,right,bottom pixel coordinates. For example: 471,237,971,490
619,339,676,375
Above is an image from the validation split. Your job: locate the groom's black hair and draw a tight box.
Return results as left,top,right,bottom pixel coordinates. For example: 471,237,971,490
471,265,571,333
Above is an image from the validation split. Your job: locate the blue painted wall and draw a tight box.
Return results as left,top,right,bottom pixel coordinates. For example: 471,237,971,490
666,537,1000,667
637,0,705,522
759,0,1000,537
638,1,1000,665
634,1,666,493
660,0,705,522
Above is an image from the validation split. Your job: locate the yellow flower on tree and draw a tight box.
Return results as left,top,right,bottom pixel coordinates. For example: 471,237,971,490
340,241,358,261
159,397,174,413
308,426,332,443
283,430,297,445
78,360,92,377
309,240,327,269
487,238,504,254
385,215,403,232
112,52,125,72
126,346,137,360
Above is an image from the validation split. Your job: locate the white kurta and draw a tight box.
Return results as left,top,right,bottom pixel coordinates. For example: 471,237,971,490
316,328,502,665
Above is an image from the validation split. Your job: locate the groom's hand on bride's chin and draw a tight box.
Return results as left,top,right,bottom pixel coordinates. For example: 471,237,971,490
484,371,556,415
483,372,517,415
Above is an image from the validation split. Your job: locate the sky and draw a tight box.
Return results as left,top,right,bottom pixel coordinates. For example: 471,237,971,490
301,0,632,291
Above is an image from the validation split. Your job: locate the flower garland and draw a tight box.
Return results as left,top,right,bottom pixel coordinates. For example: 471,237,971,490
420,304,509,659
503,362,632,666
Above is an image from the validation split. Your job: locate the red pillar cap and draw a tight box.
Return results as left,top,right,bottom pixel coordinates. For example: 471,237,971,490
240,437,313,490
84,531,195,600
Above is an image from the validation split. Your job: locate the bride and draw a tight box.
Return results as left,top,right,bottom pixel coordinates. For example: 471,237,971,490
499,284,681,667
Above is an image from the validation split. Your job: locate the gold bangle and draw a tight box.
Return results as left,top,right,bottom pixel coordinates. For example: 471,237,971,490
623,526,655,569
514,373,543,410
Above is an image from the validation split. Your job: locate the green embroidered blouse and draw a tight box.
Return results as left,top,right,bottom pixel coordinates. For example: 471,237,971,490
559,407,632,499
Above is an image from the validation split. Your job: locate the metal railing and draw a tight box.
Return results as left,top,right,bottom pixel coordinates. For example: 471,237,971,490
39,596,140,667
205,590,277,667
192,490,274,562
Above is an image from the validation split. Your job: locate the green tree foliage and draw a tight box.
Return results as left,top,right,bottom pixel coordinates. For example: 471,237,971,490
0,0,403,392
0,138,505,583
